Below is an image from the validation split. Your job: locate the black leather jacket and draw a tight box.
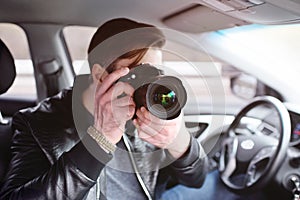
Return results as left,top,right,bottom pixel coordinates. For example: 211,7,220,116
0,85,207,200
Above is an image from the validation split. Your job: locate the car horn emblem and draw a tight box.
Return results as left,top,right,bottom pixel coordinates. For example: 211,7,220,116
241,139,255,150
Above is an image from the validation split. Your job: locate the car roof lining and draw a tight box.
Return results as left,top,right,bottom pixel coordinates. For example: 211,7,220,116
0,0,192,27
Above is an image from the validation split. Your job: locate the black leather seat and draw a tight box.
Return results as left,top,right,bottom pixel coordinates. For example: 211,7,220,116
0,39,16,188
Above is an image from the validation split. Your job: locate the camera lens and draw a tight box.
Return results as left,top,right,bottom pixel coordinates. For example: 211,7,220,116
146,76,186,120
118,64,187,120
152,86,177,110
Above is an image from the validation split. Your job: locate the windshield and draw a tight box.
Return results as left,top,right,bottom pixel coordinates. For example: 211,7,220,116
214,24,300,104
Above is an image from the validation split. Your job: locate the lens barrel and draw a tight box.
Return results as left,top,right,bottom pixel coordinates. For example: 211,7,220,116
145,76,186,119
118,64,187,120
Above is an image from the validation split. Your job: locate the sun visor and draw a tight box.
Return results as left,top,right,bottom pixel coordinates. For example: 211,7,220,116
163,1,300,33
162,4,249,33
200,0,300,25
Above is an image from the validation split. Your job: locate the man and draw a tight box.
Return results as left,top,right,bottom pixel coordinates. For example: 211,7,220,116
0,18,207,200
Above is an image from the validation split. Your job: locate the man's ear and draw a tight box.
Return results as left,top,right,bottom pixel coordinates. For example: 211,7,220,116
91,64,108,84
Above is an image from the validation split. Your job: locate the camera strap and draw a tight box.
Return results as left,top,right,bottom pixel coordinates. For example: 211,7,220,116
122,134,153,200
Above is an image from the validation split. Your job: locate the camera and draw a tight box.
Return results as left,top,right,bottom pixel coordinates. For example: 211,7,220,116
118,63,187,120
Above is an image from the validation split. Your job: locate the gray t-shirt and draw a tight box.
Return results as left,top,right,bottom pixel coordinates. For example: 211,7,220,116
86,132,159,200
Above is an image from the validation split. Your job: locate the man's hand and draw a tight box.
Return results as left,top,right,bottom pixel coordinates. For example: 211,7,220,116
94,67,136,144
133,107,190,159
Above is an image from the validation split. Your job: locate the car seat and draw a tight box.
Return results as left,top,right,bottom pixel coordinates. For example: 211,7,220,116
0,39,16,188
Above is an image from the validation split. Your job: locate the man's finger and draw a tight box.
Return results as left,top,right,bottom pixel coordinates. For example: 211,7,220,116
99,82,135,105
112,95,135,107
112,105,136,121
96,67,129,99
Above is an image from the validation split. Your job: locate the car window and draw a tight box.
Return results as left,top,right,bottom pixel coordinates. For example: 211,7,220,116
209,24,300,104
63,26,96,74
63,26,249,115
0,23,36,100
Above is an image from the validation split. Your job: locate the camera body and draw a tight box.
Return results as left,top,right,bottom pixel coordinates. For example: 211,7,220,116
118,63,187,120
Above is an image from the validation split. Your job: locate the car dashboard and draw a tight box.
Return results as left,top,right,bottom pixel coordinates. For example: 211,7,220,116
184,102,300,196
290,111,300,147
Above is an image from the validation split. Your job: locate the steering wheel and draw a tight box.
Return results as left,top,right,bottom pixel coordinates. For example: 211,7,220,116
219,96,291,192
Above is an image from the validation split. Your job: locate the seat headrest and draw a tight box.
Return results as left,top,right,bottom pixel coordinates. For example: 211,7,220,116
0,39,16,95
